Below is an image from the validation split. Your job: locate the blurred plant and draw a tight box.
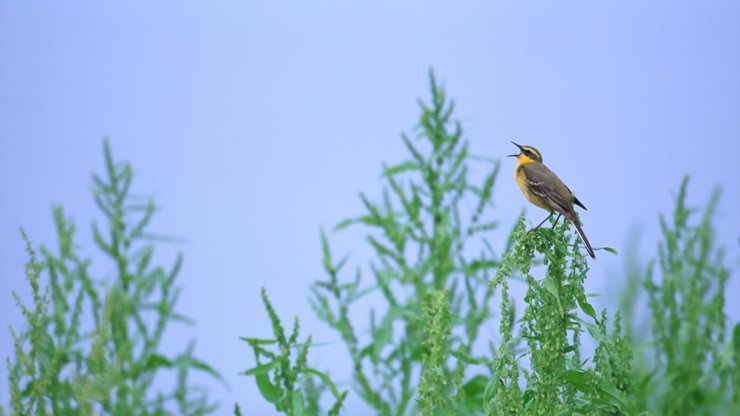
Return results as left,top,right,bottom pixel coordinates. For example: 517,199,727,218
310,69,502,415
417,289,462,415
239,288,348,415
2,140,219,415
634,177,738,415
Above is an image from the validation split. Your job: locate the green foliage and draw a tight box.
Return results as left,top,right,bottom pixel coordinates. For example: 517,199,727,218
635,176,737,415
4,72,735,416
3,140,219,415
418,290,457,416
489,216,637,416
311,69,501,415
304,69,651,416
239,288,348,415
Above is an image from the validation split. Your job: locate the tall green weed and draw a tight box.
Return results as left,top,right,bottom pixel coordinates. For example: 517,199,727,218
2,141,219,415
634,177,738,415
239,288,347,415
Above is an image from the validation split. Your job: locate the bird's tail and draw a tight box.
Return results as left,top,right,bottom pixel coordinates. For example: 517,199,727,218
572,221,596,259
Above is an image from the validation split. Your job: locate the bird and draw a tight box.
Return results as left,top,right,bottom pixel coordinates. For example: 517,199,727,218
508,141,596,259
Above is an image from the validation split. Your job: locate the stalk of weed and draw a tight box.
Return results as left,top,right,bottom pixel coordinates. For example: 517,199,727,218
417,290,454,415
2,140,219,415
638,176,736,415
310,69,502,415
489,215,636,416
239,288,348,415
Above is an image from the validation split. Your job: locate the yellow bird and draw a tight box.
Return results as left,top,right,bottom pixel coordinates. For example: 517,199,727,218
508,141,595,258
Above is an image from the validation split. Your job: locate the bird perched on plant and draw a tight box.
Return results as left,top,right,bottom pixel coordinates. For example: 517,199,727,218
508,141,595,258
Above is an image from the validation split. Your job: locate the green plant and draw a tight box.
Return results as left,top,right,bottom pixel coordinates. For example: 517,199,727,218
240,288,348,415
489,215,635,416
310,70,502,415
417,289,459,416
2,140,219,415
637,177,737,415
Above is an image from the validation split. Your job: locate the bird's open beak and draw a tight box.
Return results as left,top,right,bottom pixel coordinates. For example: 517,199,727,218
507,141,523,157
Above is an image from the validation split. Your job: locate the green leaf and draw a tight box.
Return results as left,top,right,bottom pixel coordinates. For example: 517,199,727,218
565,370,637,416
462,375,489,399
597,246,619,256
239,337,277,346
543,276,564,317
170,312,195,326
468,259,500,272
243,360,279,376
483,375,499,405
382,161,418,177
334,218,355,231
144,354,174,370
184,356,223,380
401,134,425,166
596,378,638,416
563,369,589,388
373,305,404,356
584,321,607,343
334,215,380,231
292,390,305,416
576,295,598,322
255,373,280,404
320,228,332,272
298,368,341,399
450,350,489,365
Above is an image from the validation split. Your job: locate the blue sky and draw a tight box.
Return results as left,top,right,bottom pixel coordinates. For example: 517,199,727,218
1,1,738,414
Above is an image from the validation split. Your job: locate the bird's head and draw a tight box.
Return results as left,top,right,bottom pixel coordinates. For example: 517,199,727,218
507,142,543,164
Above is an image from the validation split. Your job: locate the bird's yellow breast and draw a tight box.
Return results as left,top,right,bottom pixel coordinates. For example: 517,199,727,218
515,165,551,211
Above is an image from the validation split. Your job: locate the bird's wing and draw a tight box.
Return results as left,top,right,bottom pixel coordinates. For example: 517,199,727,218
522,163,574,217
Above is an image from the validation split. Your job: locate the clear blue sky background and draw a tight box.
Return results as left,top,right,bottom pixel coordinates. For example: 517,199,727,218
1,1,738,414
